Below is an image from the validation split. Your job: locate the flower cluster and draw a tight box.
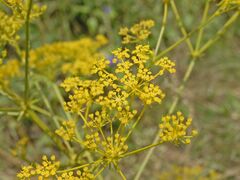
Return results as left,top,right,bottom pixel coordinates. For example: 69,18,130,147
61,44,172,119
55,120,76,141
0,0,45,90
0,59,20,87
29,35,108,79
83,132,101,150
17,155,95,180
2,0,46,20
57,23,180,178
86,109,110,129
102,134,128,164
155,57,176,75
17,155,60,179
57,168,94,180
0,0,46,57
119,20,155,44
16,19,197,179
159,112,198,144
80,132,129,168
0,11,22,50
58,18,179,175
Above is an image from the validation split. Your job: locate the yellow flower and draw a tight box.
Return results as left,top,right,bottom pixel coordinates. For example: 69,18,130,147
117,109,137,125
115,61,133,74
119,72,139,90
61,78,105,113
155,57,176,75
159,112,198,144
102,134,128,164
86,109,110,129
98,72,118,87
0,11,22,49
17,155,60,179
17,165,34,179
91,57,110,75
55,120,76,141
2,0,46,20
136,66,154,81
138,83,165,105
98,89,129,111
119,20,155,44
83,132,101,150
131,44,153,64
57,167,94,180
29,36,107,79
112,48,130,62
0,59,20,86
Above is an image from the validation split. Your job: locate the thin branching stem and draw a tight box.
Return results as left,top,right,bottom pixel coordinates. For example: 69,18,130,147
24,0,33,108
134,1,211,179
123,141,162,158
199,11,240,54
126,105,146,140
154,2,168,58
170,0,194,53
57,159,102,173
155,10,218,59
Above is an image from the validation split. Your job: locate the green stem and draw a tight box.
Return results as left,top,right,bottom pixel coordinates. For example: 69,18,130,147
170,0,194,53
135,11,239,177
53,83,100,178
134,1,211,179
35,83,60,127
169,58,196,114
31,105,52,117
0,107,20,112
199,11,239,55
0,111,19,116
57,159,102,173
126,106,146,140
155,12,216,59
123,141,162,158
195,0,210,51
53,84,72,120
114,162,127,180
154,2,168,57
95,166,106,179
0,86,22,105
57,163,91,173
24,0,33,108
27,110,68,156
133,58,195,180
34,83,74,157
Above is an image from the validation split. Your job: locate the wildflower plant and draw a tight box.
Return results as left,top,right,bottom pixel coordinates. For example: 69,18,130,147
28,35,108,79
0,0,239,179
16,16,198,179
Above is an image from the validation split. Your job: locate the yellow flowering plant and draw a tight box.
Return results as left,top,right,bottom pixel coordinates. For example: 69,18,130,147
0,0,239,179
16,16,197,179
28,35,108,79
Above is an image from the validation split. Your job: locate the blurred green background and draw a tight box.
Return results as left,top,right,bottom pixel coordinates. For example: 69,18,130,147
0,0,240,179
